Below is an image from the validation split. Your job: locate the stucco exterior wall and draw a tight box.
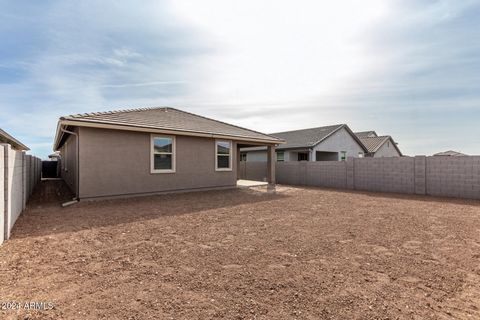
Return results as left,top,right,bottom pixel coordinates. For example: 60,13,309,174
312,127,364,161
77,127,238,199
372,139,401,157
60,129,78,196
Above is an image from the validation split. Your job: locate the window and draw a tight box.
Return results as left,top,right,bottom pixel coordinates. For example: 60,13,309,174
216,140,232,171
240,153,247,161
298,152,309,161
358,152,364,158
151,135,175,173
276,151,284,162
340,151,347,161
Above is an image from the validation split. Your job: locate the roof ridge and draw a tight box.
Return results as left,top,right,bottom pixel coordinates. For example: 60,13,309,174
272,123,345,135
360,135,391,139
66,106,168,119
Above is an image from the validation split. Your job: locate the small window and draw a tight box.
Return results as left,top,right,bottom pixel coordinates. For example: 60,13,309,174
340,151,347,161
298,153,309,161
216,140,232,171
151,135,175,173
358,152,364,158
276,151,284,162
240,153,247,161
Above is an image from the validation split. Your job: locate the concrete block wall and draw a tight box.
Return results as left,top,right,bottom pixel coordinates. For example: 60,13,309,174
6,147,25,239
305,162,347,188
0,147,4,245
241,156,480,200
426,156,480,199
238,162,266,181
354,157,415,194
277,162,303,185
414,156,426,195
1,144,41,245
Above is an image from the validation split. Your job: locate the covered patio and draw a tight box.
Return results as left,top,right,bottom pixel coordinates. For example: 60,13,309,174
236,143,277,191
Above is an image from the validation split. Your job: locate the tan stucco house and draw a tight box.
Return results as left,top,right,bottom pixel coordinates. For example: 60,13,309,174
53,107,283,200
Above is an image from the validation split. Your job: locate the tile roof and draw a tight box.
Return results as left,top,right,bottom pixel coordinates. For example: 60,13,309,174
355,131,377,138
57,107,283,147
0,128,29,151
358,136,390,153
433,150,467,156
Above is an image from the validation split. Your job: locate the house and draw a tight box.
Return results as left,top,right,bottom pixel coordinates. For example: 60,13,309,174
241,124,368,162
53,107,284,200
0,128,30,151
48,151,61,161
355,131,402,157
433,150,467,156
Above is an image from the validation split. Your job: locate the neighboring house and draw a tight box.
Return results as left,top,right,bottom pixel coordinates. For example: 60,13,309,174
433,150,467,156
53,107,283,200
0,128,30,151
355,131,402,158
241,124,368,162
48,151,61,161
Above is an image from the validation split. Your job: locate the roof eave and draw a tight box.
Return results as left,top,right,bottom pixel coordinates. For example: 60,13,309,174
54,118,285,149
0,129,30,151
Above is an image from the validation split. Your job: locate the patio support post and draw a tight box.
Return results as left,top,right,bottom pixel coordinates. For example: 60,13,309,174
267,145,276,192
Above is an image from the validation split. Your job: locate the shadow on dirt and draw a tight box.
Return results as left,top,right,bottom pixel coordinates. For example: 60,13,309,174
13,180,289,239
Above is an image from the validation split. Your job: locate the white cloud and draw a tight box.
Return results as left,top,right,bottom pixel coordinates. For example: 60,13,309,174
170,0,390,105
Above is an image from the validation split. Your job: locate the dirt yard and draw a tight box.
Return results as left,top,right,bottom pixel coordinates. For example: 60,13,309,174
1,181,480,319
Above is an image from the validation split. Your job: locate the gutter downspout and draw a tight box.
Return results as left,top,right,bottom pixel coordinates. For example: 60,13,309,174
61,127,80,200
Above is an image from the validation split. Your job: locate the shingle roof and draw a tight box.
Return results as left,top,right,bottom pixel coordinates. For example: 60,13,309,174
242,124,368,152
355,131,377,138
0,128,30,151
433,150,467,156
55,107,283,149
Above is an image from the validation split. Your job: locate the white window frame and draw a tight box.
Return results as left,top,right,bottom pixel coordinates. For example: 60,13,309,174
215,139,233,171
151,134,176,174
276,151,285,162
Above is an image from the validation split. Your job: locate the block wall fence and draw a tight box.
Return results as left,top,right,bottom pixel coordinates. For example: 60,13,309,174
1,144,42,244
239,156,480,200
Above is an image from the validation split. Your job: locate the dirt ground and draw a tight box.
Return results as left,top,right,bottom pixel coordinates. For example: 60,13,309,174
1,181,480,320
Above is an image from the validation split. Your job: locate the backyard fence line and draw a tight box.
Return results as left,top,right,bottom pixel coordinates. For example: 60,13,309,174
239,156,480,200
1,143,41,244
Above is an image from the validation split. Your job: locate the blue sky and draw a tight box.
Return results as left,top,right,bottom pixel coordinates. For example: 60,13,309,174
1,0,479,158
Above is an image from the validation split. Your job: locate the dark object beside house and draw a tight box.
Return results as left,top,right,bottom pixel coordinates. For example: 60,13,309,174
42,161,60,178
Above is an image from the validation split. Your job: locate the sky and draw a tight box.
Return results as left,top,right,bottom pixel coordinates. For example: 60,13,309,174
1,0,479,158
